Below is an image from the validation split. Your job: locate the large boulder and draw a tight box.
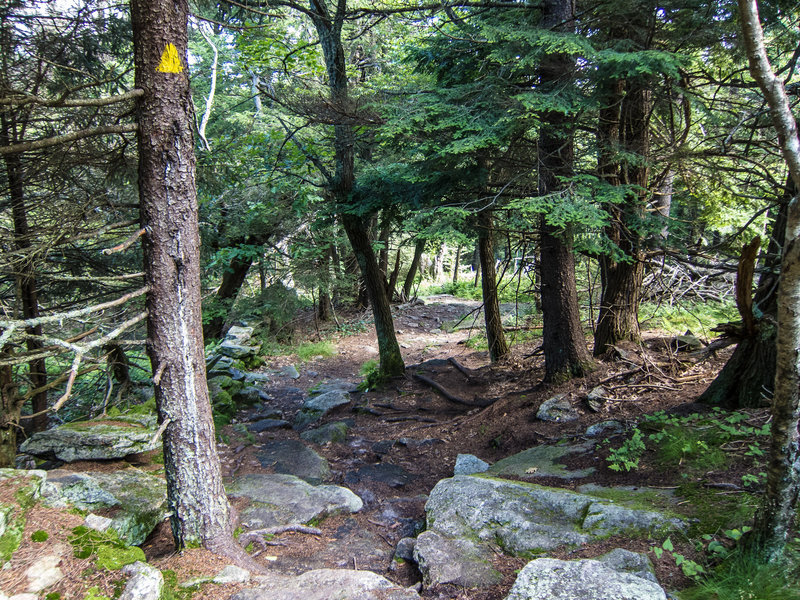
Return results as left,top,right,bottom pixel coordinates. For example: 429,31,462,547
504,557,666,600
231,569,419,600
425,476,685,555
45,468,167,545
294,390,352,430
19,416,159,462
227,473,362,529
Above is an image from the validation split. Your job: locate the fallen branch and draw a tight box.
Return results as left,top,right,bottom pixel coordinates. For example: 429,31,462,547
413,372,481,406
384,415,437,423
448,357,476,382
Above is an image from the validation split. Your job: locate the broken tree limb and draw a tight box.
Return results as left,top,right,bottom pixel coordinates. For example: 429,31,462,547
448,357,475,382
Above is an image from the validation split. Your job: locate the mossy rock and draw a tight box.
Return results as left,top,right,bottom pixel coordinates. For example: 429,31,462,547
95,544,146,570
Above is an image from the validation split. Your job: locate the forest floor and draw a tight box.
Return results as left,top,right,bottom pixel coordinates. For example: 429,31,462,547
4,294,771,600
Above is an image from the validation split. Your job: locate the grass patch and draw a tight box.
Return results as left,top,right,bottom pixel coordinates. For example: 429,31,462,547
679,547,800,600
640,300,738,336
296,341,336,362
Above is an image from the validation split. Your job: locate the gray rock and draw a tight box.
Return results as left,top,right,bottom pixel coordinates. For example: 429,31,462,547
247,419,291,433
597,549,658,584
244,372,272,384
19,419,159,462
24,554,63,592
536,393,580,422
213,565,251,584
394,537,416,562
304,390,351,412
256,440,330,484
300,422,349,444
84,513,113,532
454,454,490,475
672,333,703,352
413,530,502,588
234,386,270,405
206,354,234,371
344,464,413,488
311,380,359,395
218,341,258,359
293,409,324,431
231,569,419,600
120,562,164,600
226,325,255,345
586,420,626,437
504,558,666,600
424,476,685,555
47,468,167,545
227,473,362,529
280,365,300,379
488,443,595,480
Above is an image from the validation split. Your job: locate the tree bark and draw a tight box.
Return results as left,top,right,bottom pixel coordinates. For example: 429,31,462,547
203,251,254,340
402,238,426,300
594,78,649,356
537,0,593,382
478,211,509,362
738,0,800,561
131,0,235,552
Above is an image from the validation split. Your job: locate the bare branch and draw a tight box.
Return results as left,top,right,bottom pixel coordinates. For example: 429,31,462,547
0,89,143,108
0,124,138,156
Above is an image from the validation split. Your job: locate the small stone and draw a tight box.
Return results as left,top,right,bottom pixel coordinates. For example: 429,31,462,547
10,594,38,600
454,454,490,476
234,387,269,405
84,513,113,532
394,537,416,562
243,372,271,384
536,393,579,423
25,555,63,592
213,565,250,584
281,365,300,379
247,419,291,433
120,562,164,600
585,420,625,437
218,341,259,359
586,386,608,411
300,422,349,444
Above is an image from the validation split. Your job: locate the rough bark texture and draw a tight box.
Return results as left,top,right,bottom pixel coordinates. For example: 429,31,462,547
309,0,403,377
131,0,233,551
477,211,509,362
0,355,18,468
537,0,593,382
342,215,404,376
594,78,650,356
738,0,800,561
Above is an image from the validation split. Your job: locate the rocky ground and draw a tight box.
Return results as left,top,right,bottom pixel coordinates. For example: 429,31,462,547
0,294,767,600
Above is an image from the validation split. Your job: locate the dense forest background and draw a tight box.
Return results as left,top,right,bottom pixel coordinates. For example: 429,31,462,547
1,0,799,597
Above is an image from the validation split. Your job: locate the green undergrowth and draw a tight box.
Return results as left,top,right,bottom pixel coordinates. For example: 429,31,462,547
640,300,738,336
296,341,336,362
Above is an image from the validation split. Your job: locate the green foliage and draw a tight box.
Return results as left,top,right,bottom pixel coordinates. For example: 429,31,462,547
0,515,24,563
31,529,49,542
679,547,800,600
640,300,739,336
359,359,379,377
82,587,111,600
605,428,646,472
95,545,145,570
652,537,705,579
358,359,387,391
296,341,336,362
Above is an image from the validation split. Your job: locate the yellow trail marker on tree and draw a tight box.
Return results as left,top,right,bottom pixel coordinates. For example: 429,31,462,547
157,43,183,73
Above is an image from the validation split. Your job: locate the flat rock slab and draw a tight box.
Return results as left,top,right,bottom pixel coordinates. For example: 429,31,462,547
504,558,666,600
247,419,291,433
47,468,167,545
311,380,359,395
20,419,159,462
256,440,330,483
227,473,362,529
230,569,419,600
267,518,392,575
488,443,596,480
425,475,685,555
414,530,502,588
344,464,414,488
304,390,351,413
300,422,349,444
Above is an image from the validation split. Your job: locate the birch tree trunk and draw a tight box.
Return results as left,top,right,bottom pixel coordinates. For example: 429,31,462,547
130,0,238,554
738,0,800,561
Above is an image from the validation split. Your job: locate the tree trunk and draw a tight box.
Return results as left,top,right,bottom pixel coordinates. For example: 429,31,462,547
738,0,800,561
1,114,48,433
594,79,649,356
203,253,253,340
387,249,401,300
453,244,461,283
131,0,235,553
472,242,481,287
478,211,509,362
537,0,593,382
341,214,404,377
402,238,426,300
0,352,19,468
